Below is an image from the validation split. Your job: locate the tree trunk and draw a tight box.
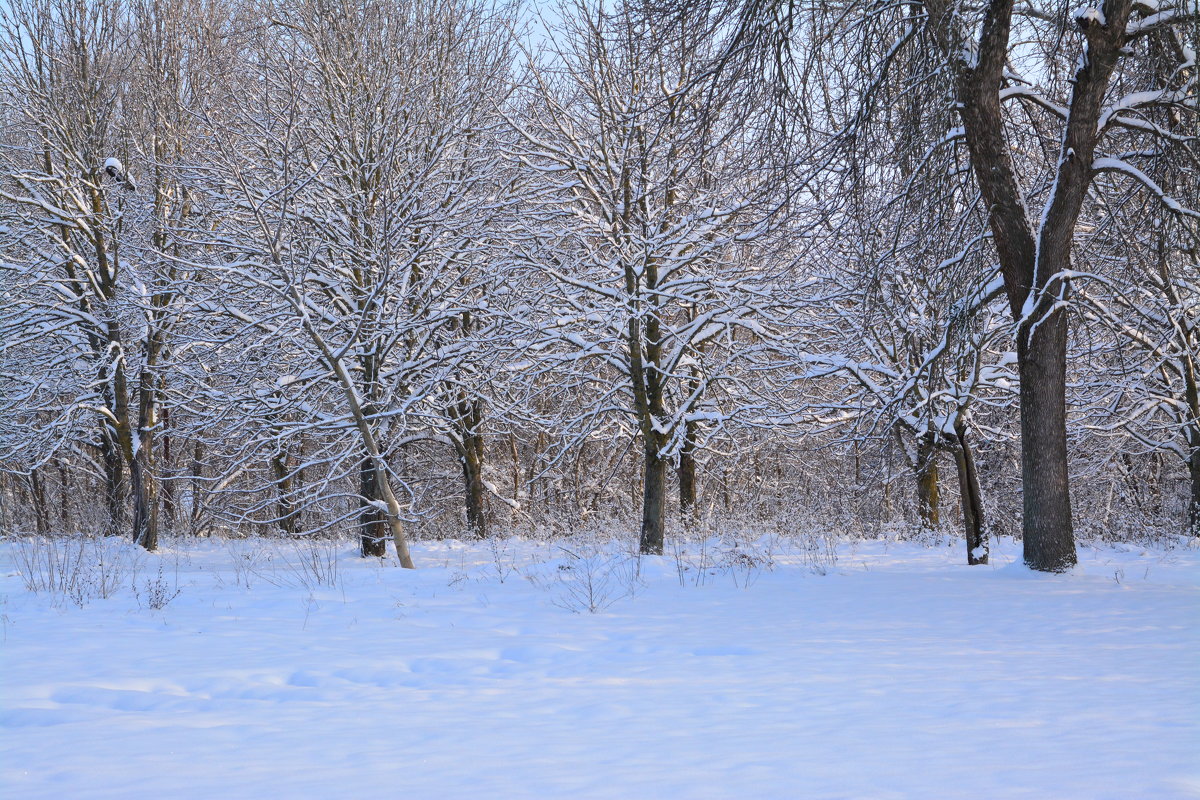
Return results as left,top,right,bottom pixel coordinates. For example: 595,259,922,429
1018,311,1076,571
131,454,159,551
132,366,160,551
461,437,486,539
923,0,1133,572
640,441,668,555
679,419,698,528
453,399,487,539
0,473,10,536
1183,369,1200,537
953,421,987,565
57,458,71,531
190,438,205,535
271,445,299,536
915,431,940,529
376,467,414,568
509,433,521,508
1188,443,1200,538
160,407,176,534
358,457,388,557
30,468,49,536
101,423,125,537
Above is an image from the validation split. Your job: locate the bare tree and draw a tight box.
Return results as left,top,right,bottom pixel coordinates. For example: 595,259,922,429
191,0,514,563
509,0,780,554
668,0,1199,569
0,0,223,549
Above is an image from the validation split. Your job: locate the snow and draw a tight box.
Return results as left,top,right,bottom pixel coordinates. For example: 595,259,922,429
1073,6,1107,26
2,534,1198,799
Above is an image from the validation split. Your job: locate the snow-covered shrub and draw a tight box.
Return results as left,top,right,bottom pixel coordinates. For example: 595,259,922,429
133,562,181,610
224,538,271,589
545,544,642,613
718,541,777,589
795,528,839,575
13,535,142,607
274,536,343,592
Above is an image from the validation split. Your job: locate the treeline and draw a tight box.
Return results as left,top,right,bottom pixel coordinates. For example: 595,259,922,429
0,0,1196,569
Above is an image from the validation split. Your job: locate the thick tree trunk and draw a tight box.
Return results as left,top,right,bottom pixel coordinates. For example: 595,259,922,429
189,438,205,535
1188,444,1200,538
679,419,698,528
452,398,487,539
131,366,160,551
915,431,940,529
131,455,158,551
1018,311,1076,571
30,468,49,536
358,458,388,557
160,408,176,534
101,423,125,537
461,438,486,539
376,468,414,568
57,458,70,531
0,473,10,536
639,441,668,555
953,421,988,565
271,446,300,536
1183,371,1200,537
923,0,1133,571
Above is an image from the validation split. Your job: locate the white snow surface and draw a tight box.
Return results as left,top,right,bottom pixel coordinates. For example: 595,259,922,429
2,534,1198,799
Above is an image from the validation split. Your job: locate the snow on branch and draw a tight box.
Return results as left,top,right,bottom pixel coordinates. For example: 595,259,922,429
1092,157,1200,220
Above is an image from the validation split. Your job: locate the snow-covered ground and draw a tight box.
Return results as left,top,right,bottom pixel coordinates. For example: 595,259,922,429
1,532,1197,799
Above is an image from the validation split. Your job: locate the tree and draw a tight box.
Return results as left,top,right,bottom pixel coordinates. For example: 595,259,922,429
672,0,1200,569
509,0,780,554
193,0,514,562
0,0,219,549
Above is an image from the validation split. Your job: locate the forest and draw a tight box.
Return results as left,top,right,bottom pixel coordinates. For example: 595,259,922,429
1,0,1197,571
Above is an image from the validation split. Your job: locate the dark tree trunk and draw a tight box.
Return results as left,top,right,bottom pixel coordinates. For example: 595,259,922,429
131,455,158,551
461,439,486,539
160,407,176,534
679,419,698,527
131,366,160,551
30,468,49,536
1188,444,1200,538
189,438,205,535
640,441,668,555
1017,311,1075,571
915,431,940,529
453,399,487,539
923,0,1133,570
358,457,388,557
953,421,988,565
101,423,125,537
270,446,299,536
57,458,70,531
1183,367,1200,537
0,473,10,535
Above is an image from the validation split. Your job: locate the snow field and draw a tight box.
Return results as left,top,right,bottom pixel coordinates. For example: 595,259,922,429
1,533,1197,799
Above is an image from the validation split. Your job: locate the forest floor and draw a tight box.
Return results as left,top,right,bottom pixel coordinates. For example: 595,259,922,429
1,529,1197,799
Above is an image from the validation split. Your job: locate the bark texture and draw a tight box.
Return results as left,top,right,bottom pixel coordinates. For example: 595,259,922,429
954,422,988,565
640,445,668,555
915,432,940,529
452,398,487,539
358,458,388,558
923,0,1136,570
1188,447,1200,538
679,419,698,527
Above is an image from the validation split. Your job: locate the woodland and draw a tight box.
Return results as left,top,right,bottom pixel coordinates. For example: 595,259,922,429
1,0,1197,571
